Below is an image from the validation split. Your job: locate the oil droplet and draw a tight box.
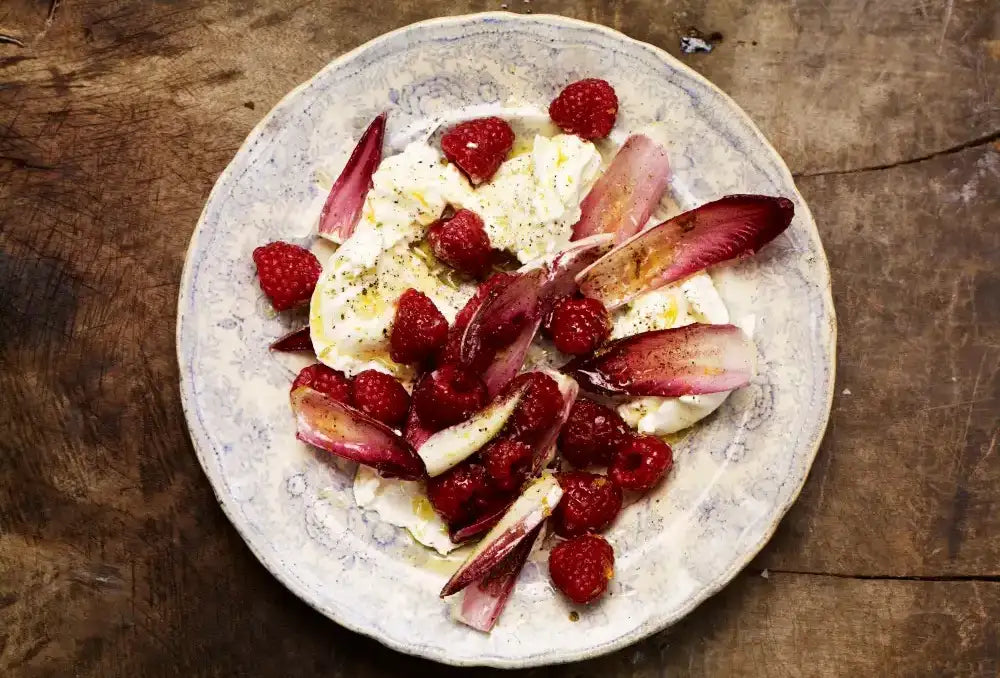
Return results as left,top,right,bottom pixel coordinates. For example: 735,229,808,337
411,496,436,522
662,430,689,447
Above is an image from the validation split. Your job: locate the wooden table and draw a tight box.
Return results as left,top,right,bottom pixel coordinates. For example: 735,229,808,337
2,1,998,675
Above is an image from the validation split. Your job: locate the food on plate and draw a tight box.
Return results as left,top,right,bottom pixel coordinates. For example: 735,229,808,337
388,288,449,364
551,471,623,538
440,116,515,185
608,435,674,493
441,473,563,597
351,369,410,427
564,323,756,397
417,383,527,477
318,112,386,243
270,326,313,352
252,77,794,630
413,365,488,430
558,397,631,467
548,533,615,604
572,133,671,242
546,296,612,355
577,194,794,309
426,209,494,278
290,364,352,403
252,241,322,311
548,78,619,140
290,386,425,480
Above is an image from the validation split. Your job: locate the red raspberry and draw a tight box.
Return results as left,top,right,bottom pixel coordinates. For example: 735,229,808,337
426,209,493,278
441,117,515,185
350,370,410,427
470,488,513,524
412,365,488,430
548,79,619,140
426,462,490,525
436,329,466,369
558,398,630,467
552,472,623,538
481,439,533,491
252,241,322,311
389,289,449,364
548,534,615,604
503,372,563,444
291,364,352,404
549,297,611,355
541,293,570,336
609,435,673,492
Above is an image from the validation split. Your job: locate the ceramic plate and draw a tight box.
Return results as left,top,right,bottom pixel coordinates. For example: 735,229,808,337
177,12,835,667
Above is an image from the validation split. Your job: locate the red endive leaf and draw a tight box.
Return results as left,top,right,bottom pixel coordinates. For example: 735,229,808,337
318,112,387,243
269,326,313,353
577,194,794,309
472,239,614,397
571,134,671,242
529,371,579,476
450,500,513,543
403,404,435,451
418,385,527,477
563,323,755,397
455,524,542,632
291,386,425,480
441,473,562,597
459,266,547,374
481,318,542,398
542,234,614,302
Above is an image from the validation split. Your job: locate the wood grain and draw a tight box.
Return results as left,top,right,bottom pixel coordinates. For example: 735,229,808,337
1,0,998,675
758,143,1000,577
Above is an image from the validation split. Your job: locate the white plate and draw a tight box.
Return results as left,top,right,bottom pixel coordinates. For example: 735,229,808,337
177,12,836,668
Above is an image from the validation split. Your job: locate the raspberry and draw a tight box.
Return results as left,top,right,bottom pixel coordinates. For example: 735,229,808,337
291,364,352,404
390,289,449,364
548,79,619,140
552,472,623,537
426,462,490,525
549,297,611,355
558,398,630,467
436,329,466,369
541,293,570,336
609,435,673,492
426,209,493,278
503,372,563,444
350,370,410,427
548,534,615,604
481,439,533,491
441,117,515,185
252,241,322,311
412,365,488,430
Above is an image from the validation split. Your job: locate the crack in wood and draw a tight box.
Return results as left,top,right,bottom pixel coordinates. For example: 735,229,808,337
46,0,63,28
0,34,26,47
759,569,1000,583
794,130,1000,179
0,155,57,171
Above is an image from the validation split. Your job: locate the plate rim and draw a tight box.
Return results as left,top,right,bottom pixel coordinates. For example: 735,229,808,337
176,10,837,668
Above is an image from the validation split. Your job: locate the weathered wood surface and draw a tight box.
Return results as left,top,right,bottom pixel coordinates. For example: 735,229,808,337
1,0,998,676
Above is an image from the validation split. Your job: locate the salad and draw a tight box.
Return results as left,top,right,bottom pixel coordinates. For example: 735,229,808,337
252,78,793,631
